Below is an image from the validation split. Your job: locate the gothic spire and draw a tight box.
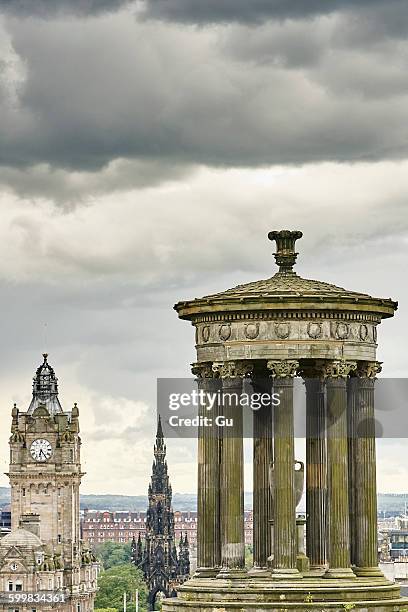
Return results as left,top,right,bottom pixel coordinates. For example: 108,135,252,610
28,353,63,415
154,415,166,460
133,414,189,606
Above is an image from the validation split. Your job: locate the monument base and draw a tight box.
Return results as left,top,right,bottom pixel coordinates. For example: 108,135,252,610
162,574,407,611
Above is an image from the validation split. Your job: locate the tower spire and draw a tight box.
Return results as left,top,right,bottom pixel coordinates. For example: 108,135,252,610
133,415,189,606
28,353,63,415
154,416,166,460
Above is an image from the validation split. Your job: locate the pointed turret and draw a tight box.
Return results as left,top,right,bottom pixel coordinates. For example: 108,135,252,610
132,417,188,605
28,353,63,415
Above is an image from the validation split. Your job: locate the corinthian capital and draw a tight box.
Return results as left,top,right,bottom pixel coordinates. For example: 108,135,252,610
356,361,382,379
191,362,214,379
323,360,357,379
212,360,253,379
267,359,299,378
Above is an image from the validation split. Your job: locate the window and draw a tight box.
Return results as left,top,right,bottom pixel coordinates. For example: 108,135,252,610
15,584,22,592
8,582,13,592
58,534,62,544
22,488,25,497
77,604,81,612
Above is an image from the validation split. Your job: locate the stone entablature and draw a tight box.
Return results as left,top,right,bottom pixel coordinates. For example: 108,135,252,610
197,318,379,340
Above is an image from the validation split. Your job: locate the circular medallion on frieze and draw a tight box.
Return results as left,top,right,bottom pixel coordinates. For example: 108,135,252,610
219,324,231,341
307,322,322,339
245,322,259,339
336,322,349,339
202,326,210,343
359,324,368,341
275,322,290,339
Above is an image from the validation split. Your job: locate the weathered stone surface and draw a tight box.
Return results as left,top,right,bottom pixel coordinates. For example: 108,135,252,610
170,230,403,611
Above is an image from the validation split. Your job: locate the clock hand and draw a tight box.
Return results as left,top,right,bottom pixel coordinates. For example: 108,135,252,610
39,449,46,459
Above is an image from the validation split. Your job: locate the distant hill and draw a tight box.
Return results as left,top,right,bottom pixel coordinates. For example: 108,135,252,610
80,493,197,512
1,487,407,515
0,488,239,512
378,493,408,516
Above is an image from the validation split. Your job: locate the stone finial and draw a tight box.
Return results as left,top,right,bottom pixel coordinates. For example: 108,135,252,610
268,230,303,275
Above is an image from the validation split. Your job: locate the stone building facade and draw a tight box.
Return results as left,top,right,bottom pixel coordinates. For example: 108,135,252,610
0,354,98,611
82,509,199,548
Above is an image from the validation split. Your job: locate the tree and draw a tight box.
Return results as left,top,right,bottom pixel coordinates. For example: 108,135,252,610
94,541,133,570
95,609,118,612
95,564,148,612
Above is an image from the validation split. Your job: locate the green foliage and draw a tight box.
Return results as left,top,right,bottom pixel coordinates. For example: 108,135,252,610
95,609,118,612
93,541,132,570
95,564,148,612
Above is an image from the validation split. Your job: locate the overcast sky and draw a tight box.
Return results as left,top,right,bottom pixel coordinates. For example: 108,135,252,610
0,0,407,496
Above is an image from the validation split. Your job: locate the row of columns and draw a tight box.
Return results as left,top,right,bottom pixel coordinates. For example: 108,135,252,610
192,358,382,580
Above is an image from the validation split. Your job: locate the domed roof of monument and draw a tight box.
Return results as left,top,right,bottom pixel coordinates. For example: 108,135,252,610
202,272,368,301
0,528,42,549
175,230,397,320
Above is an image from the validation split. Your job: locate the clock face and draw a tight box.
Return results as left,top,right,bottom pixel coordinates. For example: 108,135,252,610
30,439,53,462
10,562,18,571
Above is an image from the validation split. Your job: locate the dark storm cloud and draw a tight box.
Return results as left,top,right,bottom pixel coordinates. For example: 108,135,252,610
142,0,404,26
1,5,408,199
0,0,130,18
0,159,191,204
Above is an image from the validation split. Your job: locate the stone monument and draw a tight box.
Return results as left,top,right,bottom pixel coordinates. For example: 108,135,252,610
162,230,406,611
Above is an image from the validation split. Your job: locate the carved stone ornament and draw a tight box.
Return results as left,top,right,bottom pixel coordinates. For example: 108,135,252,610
323,360,357,379
201,326,210,343
244,322,259,340
359,324,369,341
219,324,231,341
212,360,253,379
356,361,382,379
335,322,349,339
275,322,290,339
307,321,322,339
267,359,299,378
191,363,214,379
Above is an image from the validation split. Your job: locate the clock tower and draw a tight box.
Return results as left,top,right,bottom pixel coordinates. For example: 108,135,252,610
1,354,98,610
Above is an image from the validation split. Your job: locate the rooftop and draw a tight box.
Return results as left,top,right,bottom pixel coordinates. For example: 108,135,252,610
175,230,397,320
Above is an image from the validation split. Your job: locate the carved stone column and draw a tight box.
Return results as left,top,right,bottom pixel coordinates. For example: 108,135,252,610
300,364,327,572
213,360,253,578
192,362,221,577
347,375,357,568
252,366,273,574
353,361,383,577
324,360,357,579
267,360,301,579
